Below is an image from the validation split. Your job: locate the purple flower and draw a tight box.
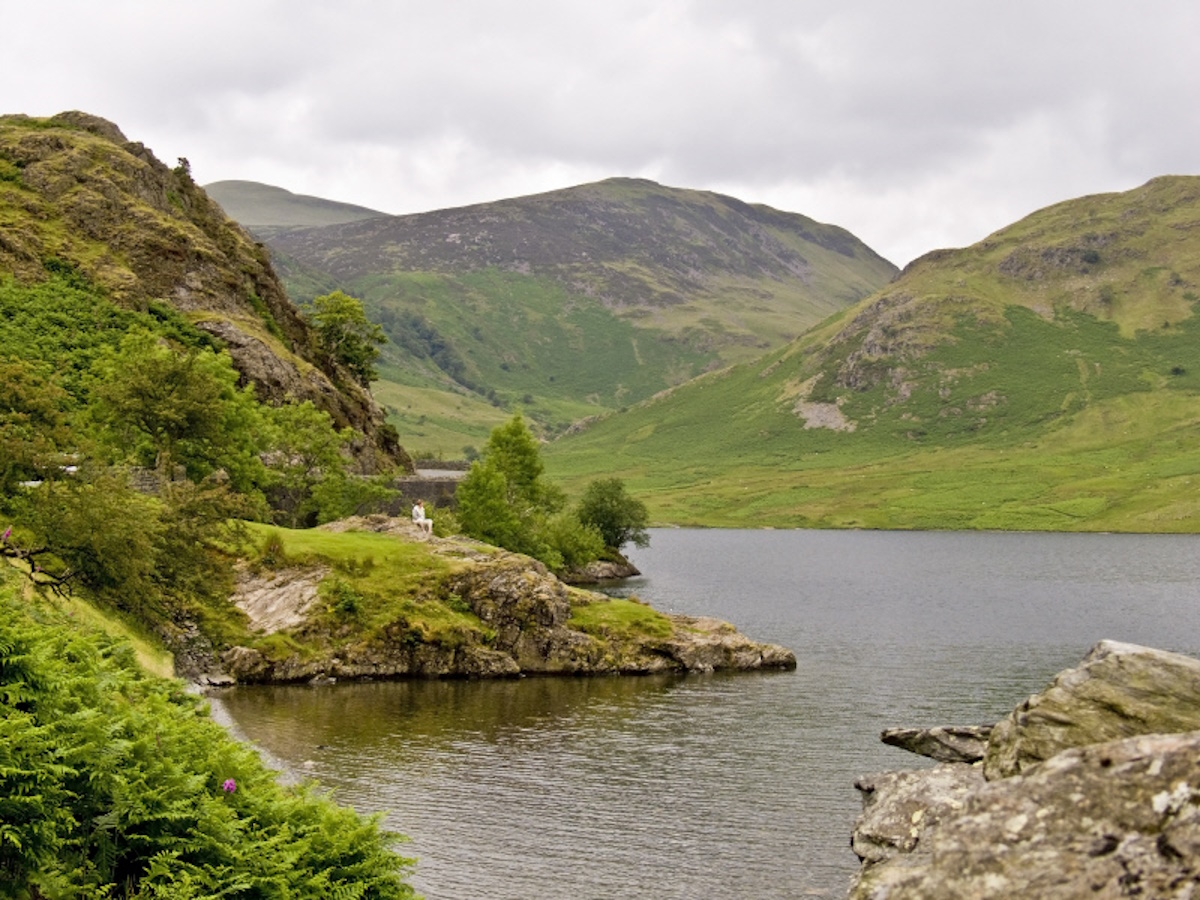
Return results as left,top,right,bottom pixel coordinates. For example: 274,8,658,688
222,778,237,794
1,526,10,542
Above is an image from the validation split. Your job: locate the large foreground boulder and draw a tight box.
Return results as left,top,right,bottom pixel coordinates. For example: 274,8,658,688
984,639,1200,779
854,731,1200,899
850,641,1200,899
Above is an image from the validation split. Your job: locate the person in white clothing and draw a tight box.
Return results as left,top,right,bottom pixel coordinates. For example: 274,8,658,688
412,499,433,536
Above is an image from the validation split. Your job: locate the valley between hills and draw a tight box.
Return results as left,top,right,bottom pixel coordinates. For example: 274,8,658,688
213,174,1200,533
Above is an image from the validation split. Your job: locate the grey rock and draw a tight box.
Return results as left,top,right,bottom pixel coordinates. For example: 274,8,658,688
985,639,1200,779
561,558,642,584
852,642,1200,898
881,725,993,764
852,730,1200,899
851,763,985,869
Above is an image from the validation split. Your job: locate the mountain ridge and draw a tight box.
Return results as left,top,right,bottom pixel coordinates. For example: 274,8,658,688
204,179,386,234
220,176,897,452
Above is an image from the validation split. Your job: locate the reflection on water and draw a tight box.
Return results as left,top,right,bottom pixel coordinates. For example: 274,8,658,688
214,529,1200,899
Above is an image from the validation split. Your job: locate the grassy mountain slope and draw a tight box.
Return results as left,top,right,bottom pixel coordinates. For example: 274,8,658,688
544,176,1200,532
0,112,405,469
250,178,897,453
204,179,386,235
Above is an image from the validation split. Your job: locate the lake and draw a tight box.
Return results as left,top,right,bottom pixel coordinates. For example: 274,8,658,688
211,529,1200,898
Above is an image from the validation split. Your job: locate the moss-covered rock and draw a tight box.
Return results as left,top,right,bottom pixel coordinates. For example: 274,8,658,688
984,639,1200,779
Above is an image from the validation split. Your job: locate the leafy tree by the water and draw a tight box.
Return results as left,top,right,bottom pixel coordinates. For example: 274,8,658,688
577,477,650,551
262,401,353,526
457,414,619,570
10,469,161,605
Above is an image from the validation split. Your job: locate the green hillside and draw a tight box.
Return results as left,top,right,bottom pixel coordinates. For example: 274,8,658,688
204,179,386,234
544,176,1200,532
245,178,897,454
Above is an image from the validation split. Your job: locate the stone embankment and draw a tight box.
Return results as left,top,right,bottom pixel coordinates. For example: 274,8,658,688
849,640,1200,898
215,517,794,684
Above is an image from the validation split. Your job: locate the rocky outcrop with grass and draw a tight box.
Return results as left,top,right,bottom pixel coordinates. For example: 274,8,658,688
849,640,1200,898
0,111,406,472
212,516,795,684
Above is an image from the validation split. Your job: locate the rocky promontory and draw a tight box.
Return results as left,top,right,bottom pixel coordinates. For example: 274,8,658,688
850,640,1200,898
205,516,795,684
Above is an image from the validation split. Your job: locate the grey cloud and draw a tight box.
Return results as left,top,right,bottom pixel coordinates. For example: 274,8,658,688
5,0,1200,264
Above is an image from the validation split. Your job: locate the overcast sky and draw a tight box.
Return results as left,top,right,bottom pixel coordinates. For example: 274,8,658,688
7,1,1199,266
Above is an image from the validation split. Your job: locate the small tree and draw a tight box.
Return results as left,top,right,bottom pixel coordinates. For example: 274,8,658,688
577,477,650,551
262,401,353,526
455,414,569,568
92,330,267,490
305,291,386,386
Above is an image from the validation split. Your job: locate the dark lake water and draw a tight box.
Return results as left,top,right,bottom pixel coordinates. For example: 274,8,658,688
212,529,1200,899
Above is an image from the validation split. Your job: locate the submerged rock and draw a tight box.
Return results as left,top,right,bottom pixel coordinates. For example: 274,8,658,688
851,641,1200,899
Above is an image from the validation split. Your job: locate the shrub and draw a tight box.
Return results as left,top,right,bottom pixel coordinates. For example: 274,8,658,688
0,583,416,898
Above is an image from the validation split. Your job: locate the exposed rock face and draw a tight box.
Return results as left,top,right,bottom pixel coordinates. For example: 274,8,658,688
850,641,1200,899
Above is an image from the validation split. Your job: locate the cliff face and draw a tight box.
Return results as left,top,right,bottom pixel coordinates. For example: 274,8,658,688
0,111,407,472
850,641,1200,898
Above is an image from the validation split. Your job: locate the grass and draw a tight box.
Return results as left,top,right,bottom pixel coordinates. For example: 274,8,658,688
241,523,491,652
568,595,674,640
371,374,513,458
1,562,176,677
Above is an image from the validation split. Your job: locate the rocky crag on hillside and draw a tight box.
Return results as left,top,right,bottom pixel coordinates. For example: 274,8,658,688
205,516,795,684
850,640,1200,898
0,111,406,471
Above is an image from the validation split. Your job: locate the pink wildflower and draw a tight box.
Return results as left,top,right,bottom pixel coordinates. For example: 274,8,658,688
222,778,237,793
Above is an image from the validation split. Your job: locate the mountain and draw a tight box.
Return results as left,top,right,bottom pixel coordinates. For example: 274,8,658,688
544,176,1200,533
204,179,386,235
0,112,405,470
238,178,897,454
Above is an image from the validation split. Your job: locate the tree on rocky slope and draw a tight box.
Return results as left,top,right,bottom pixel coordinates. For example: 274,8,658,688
304,290,386,386
577,477,649,552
